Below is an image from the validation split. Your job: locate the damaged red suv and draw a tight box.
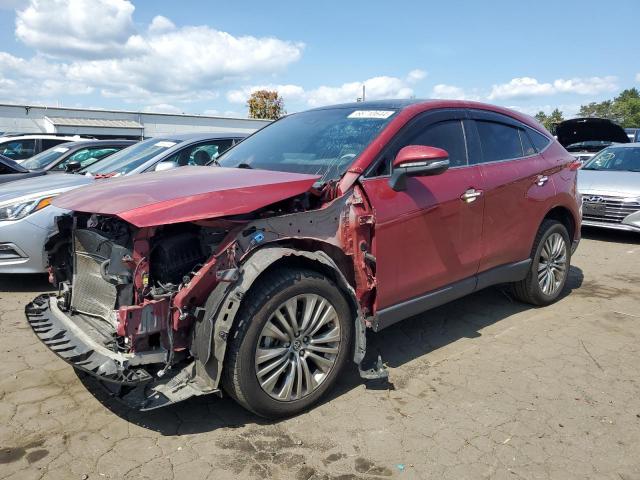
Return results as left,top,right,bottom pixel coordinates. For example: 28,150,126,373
26,100,581,418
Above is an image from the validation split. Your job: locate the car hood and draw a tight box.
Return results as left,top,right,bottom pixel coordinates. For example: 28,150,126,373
556,118,629,148
0,172,94,203
53,166,320,227
578,169,640,197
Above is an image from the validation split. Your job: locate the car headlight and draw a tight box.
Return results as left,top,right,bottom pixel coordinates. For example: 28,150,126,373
0,195,56,221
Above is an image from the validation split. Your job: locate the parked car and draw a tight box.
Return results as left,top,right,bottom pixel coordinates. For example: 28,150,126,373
25,100,581,418
578,143,640,231
624,128,639,142
0,140,136,185
0,134,90,161
0,133,246,274
556,117,629,163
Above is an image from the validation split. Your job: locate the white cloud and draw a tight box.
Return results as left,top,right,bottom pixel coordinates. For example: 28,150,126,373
307,75,414,107
552,76,618,95
407,69,427,83
226,72,420,109
16,0,138,59
431,84,470,100
148,15,175,34
489,76,618,100
2,0,304,104
143,103,182,114
636,73,640,82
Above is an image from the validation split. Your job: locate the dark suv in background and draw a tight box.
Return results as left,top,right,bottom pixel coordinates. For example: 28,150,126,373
26,100,581,418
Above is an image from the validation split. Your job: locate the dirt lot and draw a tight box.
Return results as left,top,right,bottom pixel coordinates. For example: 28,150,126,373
1,228,639,480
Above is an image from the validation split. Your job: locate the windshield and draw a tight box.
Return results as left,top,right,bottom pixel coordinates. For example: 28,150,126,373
83,138,182,175
583,146,640,172
21,146,70,170
217,107,397,182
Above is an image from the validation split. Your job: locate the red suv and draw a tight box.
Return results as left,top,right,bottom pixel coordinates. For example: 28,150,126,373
26,100,581,418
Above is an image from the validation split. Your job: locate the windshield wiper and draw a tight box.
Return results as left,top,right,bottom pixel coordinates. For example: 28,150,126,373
237,163,253,169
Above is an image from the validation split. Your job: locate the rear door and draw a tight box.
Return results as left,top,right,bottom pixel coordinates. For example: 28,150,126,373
361,109,485,312
468,109,556,272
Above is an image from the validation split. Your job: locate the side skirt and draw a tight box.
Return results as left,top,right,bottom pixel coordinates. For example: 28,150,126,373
373,259,531,332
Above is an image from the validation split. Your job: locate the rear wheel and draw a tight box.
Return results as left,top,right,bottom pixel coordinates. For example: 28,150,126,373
511,219,571,306
222,268,352,418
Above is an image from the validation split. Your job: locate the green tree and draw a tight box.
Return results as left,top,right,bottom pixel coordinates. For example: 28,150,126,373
535,108,564,133
577,88,640,127
247,90,285,120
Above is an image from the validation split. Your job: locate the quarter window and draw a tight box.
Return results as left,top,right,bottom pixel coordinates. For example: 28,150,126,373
519,130,536,156
476,121,523,162
527,128,551,152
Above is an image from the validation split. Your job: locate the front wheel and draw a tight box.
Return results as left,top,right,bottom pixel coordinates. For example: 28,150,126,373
511,219,571,306
222,268,353,418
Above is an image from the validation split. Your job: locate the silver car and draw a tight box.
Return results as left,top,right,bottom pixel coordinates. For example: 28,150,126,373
578,143,640,232
0,133,247,274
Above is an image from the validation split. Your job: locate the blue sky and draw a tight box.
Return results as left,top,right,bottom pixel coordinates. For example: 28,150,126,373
0,0,637,118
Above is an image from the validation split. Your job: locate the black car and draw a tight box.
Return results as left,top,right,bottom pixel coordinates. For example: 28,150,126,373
556,117,630,162
0,139,137,185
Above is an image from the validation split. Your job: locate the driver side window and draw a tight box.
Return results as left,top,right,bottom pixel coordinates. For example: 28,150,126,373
367,118,469,177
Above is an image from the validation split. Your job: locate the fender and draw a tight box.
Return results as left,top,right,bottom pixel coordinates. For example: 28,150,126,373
191,246,375,390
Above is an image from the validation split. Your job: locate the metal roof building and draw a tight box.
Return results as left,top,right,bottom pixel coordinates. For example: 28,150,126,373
0,103,270,139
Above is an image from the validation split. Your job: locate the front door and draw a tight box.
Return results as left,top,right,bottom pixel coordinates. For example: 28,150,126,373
360,110,485,317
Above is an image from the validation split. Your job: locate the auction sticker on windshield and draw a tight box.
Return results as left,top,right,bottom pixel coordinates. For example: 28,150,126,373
347,110,395,119
154,141,177,148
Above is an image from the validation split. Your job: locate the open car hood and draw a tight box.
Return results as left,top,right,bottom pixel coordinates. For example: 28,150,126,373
556,118,630,148
53,166,320,227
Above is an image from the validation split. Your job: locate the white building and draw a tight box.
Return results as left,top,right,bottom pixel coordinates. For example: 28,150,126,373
0,103,270,139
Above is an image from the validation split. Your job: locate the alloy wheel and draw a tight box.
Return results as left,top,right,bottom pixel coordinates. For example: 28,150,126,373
254,293,341,401
537,232,568,296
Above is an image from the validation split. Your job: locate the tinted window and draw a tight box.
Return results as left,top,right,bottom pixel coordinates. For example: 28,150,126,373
163,139,235,167
368,118,468,176
476,121,523,162
21,145,70,170
42,139,70,150
0,139,36,160
519,130,536,156
52,147,121,171
409,120,468,167
527,128,551,152
85,138,183,175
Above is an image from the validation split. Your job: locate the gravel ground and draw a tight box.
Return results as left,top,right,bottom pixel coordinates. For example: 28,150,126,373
1,228,639,480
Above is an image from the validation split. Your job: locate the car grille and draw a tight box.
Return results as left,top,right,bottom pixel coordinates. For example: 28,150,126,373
582,195,640,224
70,229,118,322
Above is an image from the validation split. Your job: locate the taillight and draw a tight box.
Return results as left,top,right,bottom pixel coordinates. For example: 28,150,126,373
568,160,582,171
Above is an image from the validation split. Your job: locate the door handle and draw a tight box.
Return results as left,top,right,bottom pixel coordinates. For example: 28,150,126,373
461,188,483,203
536,175,549,186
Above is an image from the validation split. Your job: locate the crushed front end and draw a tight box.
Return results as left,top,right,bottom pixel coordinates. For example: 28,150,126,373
27,213,235,410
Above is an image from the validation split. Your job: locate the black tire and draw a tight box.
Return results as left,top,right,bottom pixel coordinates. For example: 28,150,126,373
511,219,571,306
222,268,353,418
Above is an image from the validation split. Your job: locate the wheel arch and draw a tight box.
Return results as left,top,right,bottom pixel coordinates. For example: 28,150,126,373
195,245,367,392
542,205,577,243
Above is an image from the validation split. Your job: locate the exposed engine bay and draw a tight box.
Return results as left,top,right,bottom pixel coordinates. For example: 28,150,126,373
28,185,380,410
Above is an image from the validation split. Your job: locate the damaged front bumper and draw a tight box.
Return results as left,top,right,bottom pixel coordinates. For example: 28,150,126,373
25,294,211,410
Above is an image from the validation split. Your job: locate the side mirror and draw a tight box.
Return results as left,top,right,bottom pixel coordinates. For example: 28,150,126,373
65,161,82,173
154,161,178,172
389,145,450,191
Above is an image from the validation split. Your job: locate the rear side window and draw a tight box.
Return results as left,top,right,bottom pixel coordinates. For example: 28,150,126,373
526,128,551,152
476,121,523,162
519,130,536,156
42,139,70,150
0,139,36,160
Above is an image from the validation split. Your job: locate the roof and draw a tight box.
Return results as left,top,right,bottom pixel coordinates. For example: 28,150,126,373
0,102,272,123
45,116,143,129
156,132,249,141
0,134,88,141
309,99,424,111
50,139,137,149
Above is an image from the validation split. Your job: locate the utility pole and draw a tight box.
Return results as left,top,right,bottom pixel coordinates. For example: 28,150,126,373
357,84,366,102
